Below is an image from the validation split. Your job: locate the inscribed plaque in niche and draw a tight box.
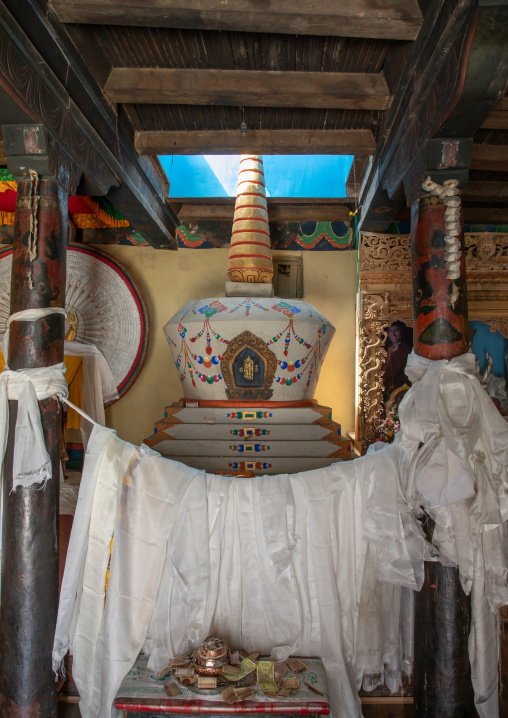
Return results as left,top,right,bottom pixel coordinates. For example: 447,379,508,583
233,348,264,387
221,330,277,400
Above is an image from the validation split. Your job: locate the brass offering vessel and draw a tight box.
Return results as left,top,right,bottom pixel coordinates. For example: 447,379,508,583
193,637,229,676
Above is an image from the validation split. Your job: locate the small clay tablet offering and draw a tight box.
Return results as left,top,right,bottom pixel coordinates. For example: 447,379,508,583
198,676,218,689
285,658,307,673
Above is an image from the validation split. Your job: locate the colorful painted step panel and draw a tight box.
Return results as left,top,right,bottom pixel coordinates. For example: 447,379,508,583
146,439,348,459
158,455,346,475
150,422,342,442
154,403,335,426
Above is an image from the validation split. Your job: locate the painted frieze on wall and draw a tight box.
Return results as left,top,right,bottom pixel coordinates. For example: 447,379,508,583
177,220,352,250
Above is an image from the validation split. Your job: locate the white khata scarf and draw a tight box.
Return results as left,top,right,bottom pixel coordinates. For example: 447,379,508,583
0,340,503,718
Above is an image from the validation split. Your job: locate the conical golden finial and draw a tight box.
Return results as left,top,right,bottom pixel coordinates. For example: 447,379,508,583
227,155,273,284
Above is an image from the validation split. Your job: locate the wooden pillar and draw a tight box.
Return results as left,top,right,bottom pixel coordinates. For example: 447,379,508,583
411,195,474,717
0,175,67,717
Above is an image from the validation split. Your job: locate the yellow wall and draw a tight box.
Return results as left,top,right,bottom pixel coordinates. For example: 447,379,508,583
104,246,357,445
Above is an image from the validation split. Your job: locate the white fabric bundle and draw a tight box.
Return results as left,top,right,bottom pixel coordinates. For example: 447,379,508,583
0,362,68,490
395,351,508,718
53,427,417,718
64,340,119,447
52,349,508,718
0,307,69,490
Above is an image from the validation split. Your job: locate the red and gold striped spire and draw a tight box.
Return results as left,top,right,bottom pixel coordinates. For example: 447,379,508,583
227,155,273,284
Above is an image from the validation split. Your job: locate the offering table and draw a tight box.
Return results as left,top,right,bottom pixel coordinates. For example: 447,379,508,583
115,654,330,718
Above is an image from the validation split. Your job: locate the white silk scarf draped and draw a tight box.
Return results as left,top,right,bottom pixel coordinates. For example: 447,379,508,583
53,351,508,718
53,427,416,718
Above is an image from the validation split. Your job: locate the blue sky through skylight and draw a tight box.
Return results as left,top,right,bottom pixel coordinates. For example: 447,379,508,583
159,155,354,198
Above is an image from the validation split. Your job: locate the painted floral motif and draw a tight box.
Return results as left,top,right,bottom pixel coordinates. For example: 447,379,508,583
198,300,228,318
272,301,302,318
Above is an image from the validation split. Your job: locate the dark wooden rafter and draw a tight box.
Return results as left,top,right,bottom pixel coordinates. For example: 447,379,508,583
462,180,508,202
0,0,179,249
104,69,391,111
481,95,508,129
135,129,375,156
471,143,508,172
49,0,423,41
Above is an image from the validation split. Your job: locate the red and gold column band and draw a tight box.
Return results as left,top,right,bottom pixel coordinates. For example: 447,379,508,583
411,195,469,360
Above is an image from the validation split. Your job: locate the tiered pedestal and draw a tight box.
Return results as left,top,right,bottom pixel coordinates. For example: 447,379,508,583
144,403,351,475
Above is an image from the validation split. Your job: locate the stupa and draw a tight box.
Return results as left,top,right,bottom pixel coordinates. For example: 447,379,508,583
144,155,351,473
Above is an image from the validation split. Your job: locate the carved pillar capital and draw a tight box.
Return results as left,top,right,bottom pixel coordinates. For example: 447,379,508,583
2,123,81,196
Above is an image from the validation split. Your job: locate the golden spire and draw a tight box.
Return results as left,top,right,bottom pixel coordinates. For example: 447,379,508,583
227,155,273,284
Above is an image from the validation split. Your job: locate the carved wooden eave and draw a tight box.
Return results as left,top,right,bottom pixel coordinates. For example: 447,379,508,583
0,1,178,249
357,230,508,441
358,1,508,234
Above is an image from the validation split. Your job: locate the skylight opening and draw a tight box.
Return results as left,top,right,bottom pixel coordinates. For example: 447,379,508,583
159,155,354,198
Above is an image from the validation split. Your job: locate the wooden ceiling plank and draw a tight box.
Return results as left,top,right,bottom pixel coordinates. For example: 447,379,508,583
49,1,423,41
135,129,376,155
462,208,508,224
480,110,508,130
103,68,392,111
462,181,508,202
471,144,508,172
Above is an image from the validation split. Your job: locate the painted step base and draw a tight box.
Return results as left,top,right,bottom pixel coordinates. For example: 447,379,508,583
146,438,349,459
150,421,342,442
154,403,335,425
151,454,349,475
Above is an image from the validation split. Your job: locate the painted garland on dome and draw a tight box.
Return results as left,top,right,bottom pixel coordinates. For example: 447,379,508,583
167,299,328,391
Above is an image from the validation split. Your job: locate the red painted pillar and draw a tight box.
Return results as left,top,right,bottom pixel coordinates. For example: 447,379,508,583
412,197,469,359
411,194,474,717
0,176,67,717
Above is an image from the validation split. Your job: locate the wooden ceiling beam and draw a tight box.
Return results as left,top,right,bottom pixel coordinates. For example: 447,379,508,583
480,109,508,130
49,0,423,41
462,181,508,202
462,208,508,225
104,69,391,111
172,197,353,206
471,144,508,172
177,200,353,222
135,129,375,156
346,156,370,198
